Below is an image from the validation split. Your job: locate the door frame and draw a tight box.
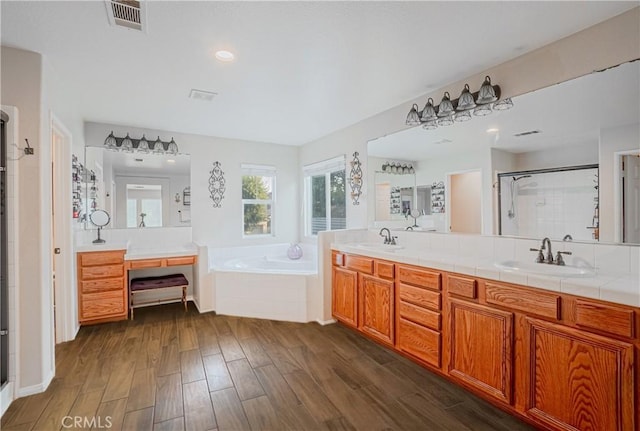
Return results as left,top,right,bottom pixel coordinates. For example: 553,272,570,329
50,113,77,343
613,149,640,243
446,168,483,234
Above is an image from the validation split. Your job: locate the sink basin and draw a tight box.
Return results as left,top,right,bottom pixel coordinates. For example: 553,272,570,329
494,260,595,278
351,243,404,252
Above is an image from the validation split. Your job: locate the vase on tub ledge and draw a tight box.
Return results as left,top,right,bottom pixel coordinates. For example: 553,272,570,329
287,243,303,260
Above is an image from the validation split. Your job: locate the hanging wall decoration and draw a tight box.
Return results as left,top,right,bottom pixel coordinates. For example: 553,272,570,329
431,181,445,213
349,151,363,205
209,161,226,208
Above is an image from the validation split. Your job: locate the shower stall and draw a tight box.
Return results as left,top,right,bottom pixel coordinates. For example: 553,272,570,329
498,165,599,241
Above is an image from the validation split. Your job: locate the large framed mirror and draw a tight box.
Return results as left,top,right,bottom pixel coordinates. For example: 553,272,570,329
367,60,639,244
84,146,191,229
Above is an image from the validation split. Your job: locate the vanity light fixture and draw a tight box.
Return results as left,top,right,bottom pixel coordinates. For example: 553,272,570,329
103,132,180,155
406,75,513,130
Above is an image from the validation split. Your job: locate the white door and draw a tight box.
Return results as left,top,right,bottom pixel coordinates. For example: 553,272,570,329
623,154,640,243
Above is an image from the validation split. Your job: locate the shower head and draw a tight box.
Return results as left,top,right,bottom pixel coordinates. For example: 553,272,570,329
512,175,532,181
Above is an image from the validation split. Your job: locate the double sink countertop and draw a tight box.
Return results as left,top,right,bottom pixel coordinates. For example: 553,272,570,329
332,242,640,308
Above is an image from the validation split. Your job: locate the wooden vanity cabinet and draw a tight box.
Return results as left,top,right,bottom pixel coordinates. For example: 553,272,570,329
77,250,127,324
332,250,640,431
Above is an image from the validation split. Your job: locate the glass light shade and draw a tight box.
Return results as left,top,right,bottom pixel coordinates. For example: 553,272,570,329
454,110,472,122
408,166,415,174
121,133,134,153
167,137,179,155
456,84,476,111
476,76,498,104
437,92,454,117
104,131,117,150
405,104,421,126
422,120,438,130
473,103,493,116
437,115,454,126
493,97,514,110
137,135,150,153
420,98,438,121
152,136,165,154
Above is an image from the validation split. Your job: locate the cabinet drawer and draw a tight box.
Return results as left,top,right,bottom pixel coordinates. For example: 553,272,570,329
81,264,124,280
376,261,395,280
399,301,441,331
397,266,440,290
332,251,344,267
485,282,560,320
81,290,125,320
344,255,373,274
397,318,441,368
166,256,196,266
575,299,635,339
129,259,164,269
447,275,477,299
398,284,441,311
80,250,124,267
81,278,123,294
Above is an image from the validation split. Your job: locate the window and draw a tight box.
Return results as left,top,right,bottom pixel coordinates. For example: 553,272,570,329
242,165,275,236
304,156,346,235
126,184,163,228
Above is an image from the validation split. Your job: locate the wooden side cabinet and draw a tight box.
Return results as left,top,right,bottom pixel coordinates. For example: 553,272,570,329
448,299,514,404
77,250,127,324
332,267,358,328
359,274,394,346
524,317,635,431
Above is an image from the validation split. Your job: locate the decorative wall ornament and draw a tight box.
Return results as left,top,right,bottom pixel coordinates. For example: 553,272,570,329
431,181,445,213
209,161,226,208
349,152,363,205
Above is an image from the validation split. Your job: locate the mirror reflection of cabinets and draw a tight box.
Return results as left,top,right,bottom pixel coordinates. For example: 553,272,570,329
368,60,639,244
84,146,191,229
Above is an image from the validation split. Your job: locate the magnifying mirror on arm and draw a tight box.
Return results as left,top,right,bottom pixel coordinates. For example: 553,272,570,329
89,209,110,244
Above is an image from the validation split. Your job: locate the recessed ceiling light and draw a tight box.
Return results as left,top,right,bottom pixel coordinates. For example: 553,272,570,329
486,128,499,133
215,50,235,62
167,159,176,163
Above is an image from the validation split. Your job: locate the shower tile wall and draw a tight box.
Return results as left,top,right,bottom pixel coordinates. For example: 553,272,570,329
502,168,598,241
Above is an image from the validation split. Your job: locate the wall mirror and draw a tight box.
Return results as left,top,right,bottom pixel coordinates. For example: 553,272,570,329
84,146,191,229
368,60,639,244
373,168,416,221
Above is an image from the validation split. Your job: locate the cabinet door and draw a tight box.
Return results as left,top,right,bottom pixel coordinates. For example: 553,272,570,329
448,299,514,404
332,267,358,328
360,274,394,345
524,317,635,431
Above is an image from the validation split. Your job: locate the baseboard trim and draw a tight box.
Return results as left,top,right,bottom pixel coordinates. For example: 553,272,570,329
0,382,14,418
16,369,54,398
316,318,336,326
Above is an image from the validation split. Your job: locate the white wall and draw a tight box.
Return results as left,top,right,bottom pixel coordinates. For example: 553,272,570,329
514,141,598,171
600,123,640,242
84,122,300,247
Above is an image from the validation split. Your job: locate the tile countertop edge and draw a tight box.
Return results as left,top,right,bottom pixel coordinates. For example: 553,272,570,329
124,245,199,260
75,242,129,253
331,243,639,308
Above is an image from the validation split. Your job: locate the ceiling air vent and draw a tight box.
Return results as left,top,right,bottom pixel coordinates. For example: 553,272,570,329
514,130,541,137
105,0,145,31
189,89,218,102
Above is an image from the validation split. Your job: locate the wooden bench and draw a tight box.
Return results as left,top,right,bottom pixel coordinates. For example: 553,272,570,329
129,273,188,319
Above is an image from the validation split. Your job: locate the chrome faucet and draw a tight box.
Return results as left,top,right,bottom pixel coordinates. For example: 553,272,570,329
379,228,392,244
541,237,553,264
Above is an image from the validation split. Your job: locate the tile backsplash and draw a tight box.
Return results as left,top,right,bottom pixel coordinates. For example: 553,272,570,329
75,226,193,248
355,230,638,276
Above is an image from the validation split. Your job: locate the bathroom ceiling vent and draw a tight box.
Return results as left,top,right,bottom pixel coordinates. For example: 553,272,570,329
514,130,541,137
105,0,145,32
189,89,218,102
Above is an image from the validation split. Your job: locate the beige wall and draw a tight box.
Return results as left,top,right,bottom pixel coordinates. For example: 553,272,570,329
450,171,482,234
300,7,640,236
0,46,51,390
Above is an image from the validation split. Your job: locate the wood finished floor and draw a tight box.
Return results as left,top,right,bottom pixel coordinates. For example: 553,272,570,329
1,303,535,431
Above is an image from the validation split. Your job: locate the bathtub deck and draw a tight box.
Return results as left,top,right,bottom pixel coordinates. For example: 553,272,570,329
2,303,533,431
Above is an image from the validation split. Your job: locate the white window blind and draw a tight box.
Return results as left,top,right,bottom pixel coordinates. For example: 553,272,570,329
303,155,345,177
